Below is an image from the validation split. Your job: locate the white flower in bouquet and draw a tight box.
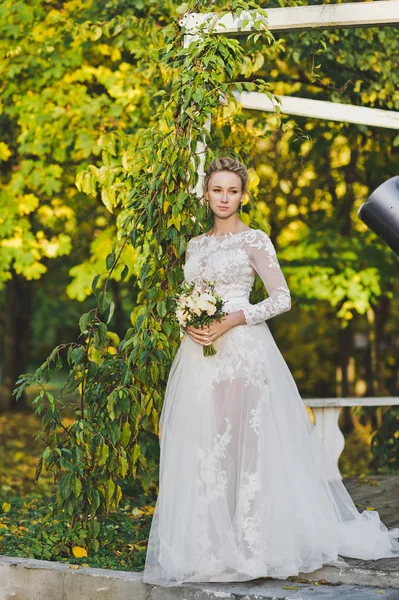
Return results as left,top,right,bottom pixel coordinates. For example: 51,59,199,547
176,308,189,327
200,293,217,304
196,296,215,313
205,304,216,316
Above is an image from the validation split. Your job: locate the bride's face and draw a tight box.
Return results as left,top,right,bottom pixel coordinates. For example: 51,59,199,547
206,170,243,219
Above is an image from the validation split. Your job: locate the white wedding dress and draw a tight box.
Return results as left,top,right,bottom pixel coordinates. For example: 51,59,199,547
143,228,399,587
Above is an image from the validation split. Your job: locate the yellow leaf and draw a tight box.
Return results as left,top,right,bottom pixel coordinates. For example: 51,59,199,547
163,200,170,214
68,565,81,569
116,484,122,506
0,141,11,161
18,194,40,216
282,586,301,590
2,502,11,513
72,546,88,558
0,523,9,529
366,506,375,510
167,213,181,231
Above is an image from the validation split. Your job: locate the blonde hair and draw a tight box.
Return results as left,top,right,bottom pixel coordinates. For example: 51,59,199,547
202,156,248,199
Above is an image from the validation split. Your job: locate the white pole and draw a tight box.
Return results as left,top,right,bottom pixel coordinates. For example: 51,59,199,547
181,1,399,35
233,91,399,130
183,34,211,199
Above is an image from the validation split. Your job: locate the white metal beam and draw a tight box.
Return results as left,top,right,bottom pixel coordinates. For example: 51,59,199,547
232,91,399,130
180,1,399,35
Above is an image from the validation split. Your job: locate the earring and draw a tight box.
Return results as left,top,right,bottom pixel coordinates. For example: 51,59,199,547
206,199,209,215
239,202,243,214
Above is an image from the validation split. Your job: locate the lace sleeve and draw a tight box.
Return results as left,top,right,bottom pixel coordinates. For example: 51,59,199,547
243,231,291,326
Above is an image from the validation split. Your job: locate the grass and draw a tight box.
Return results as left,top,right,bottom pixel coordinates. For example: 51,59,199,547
0,411,153,572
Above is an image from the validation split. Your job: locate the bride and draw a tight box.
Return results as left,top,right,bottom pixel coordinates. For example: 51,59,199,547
142,156,399,587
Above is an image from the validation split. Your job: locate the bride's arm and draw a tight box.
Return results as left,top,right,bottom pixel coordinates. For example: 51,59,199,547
242,230,291,326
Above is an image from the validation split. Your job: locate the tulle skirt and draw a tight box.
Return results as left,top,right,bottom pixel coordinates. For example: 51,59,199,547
142,321,399,587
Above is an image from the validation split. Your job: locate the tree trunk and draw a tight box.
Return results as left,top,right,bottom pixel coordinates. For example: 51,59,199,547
0,271,34,411
336,323,354,397
367,301,391,393
337,323,356,434
374,295,391,397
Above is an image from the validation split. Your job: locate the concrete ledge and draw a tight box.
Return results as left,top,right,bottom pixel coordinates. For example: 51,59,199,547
0,556,145,600
1,555,399,600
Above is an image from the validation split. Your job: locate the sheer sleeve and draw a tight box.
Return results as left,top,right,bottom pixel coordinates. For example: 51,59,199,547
243,231,291,326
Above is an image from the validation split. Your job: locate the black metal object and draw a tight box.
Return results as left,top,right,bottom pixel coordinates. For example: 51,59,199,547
358,176,399,256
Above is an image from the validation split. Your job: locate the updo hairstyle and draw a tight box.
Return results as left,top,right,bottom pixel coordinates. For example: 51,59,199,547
202,156,248,200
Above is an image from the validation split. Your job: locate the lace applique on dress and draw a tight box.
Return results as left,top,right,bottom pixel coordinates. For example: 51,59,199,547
196,417,232,562
213,326,270,389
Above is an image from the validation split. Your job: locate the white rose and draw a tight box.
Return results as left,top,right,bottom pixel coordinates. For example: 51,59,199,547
185,296,197,311
196,296,211,312
200,292,217,305
178,295,188,308
206,304,216,316
176,309,188,326
192,303,202,316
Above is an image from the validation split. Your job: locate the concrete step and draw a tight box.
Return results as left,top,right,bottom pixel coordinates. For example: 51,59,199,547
182,578,399,599
1,556,399,600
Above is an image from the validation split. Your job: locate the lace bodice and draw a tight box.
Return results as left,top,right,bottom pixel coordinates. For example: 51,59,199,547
184,228,291,326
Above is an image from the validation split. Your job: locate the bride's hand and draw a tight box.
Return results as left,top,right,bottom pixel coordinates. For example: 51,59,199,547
186,321,226,346
186,312,245,346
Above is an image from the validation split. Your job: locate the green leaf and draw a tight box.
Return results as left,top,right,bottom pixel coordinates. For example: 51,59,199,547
131,443,140,466
106,477,115,505
87,361,99,380
107,392,117,420
106,301,115,325
71,347,85,365
93,322,107,350
79,313,91,334
98,291,112,314
89,520,101,539
120,422,131,448
92,274,100,296
73,477,82,498
120,456,128,478
176,2,189,15
106,252,116,270
92,489,101,511
120,264,129,281
97,443,109,467
156,301,167,318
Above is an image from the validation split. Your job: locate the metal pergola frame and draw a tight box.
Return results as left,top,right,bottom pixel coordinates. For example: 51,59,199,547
180,1,399,196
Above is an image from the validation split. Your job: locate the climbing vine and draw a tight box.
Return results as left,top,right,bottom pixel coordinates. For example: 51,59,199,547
13,1,282,549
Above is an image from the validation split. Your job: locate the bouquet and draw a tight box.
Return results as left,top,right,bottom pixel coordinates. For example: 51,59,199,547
175,279,226,357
